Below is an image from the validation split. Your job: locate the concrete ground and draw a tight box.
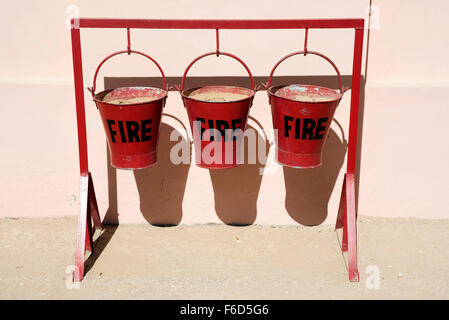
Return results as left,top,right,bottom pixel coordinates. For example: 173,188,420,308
0,216,448,299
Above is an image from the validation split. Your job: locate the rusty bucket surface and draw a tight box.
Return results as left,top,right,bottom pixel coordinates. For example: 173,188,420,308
90,50,168,170
180,52,255,169
268,50,344,168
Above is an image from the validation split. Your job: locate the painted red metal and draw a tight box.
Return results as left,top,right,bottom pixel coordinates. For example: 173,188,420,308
180,52,255,91
70,18,364,282
75,18,364,29
347,28,364,176
335,173,359,281
70,27,89,175
303,28,309,54
268,84,342,168
267,50,343,91
267,50,344,168
89,50,167,94
90,50,168,169
73,173,102,282
127,28,131,54
216,29,220,56
180,52,255,169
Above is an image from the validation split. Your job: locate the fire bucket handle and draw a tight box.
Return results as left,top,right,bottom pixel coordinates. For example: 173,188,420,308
268,50,344,94
180,52,255,92
89,50,168,97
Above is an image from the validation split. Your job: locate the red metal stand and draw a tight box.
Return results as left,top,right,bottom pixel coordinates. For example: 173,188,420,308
73,173,102,282
70,18,364,282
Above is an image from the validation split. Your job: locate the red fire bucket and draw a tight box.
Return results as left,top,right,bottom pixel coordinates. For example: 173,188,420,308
267,51,345,168
180,52,255,169
89,50,168,170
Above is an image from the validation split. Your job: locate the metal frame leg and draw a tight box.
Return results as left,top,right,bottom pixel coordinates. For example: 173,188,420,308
73,173,102,282
345,173,359,281
335,173,359,282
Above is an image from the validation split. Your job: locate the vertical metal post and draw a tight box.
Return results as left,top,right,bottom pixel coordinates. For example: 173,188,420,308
71,21,103,282
346,173,358,281
70,22,89,175
347,27,364,175
74,175,89,282
342,25,364,282
127,28,131,54
215,29,220,56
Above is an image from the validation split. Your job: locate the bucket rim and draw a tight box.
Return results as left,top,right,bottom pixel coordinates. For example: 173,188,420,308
93,86,168,106
268,84,342,104
181,85,255,104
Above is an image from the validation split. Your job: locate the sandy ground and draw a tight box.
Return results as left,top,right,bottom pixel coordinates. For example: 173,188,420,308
0,216,448,300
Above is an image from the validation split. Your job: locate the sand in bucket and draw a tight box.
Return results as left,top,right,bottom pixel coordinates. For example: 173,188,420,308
102,87,166,105
273,84,341,103
287,93,336,103
186,86,252,102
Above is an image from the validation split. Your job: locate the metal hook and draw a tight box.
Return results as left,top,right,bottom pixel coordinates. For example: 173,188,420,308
127,28,131,55
216,29,220,56
304,28,308,56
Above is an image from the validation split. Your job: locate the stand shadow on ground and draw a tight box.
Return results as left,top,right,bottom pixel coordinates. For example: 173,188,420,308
84,225,117,275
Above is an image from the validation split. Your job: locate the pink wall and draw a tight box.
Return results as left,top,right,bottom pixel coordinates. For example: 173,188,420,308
1,1,448,224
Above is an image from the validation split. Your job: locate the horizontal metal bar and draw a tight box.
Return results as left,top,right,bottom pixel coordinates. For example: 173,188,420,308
75,18,364,30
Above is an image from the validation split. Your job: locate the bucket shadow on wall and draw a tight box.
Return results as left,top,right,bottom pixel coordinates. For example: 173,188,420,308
133,122,191,226
104,75,365,225
103,146,119,224
208,123,269,226
267,75,364,225
283,126,347,226
102,122,190,226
